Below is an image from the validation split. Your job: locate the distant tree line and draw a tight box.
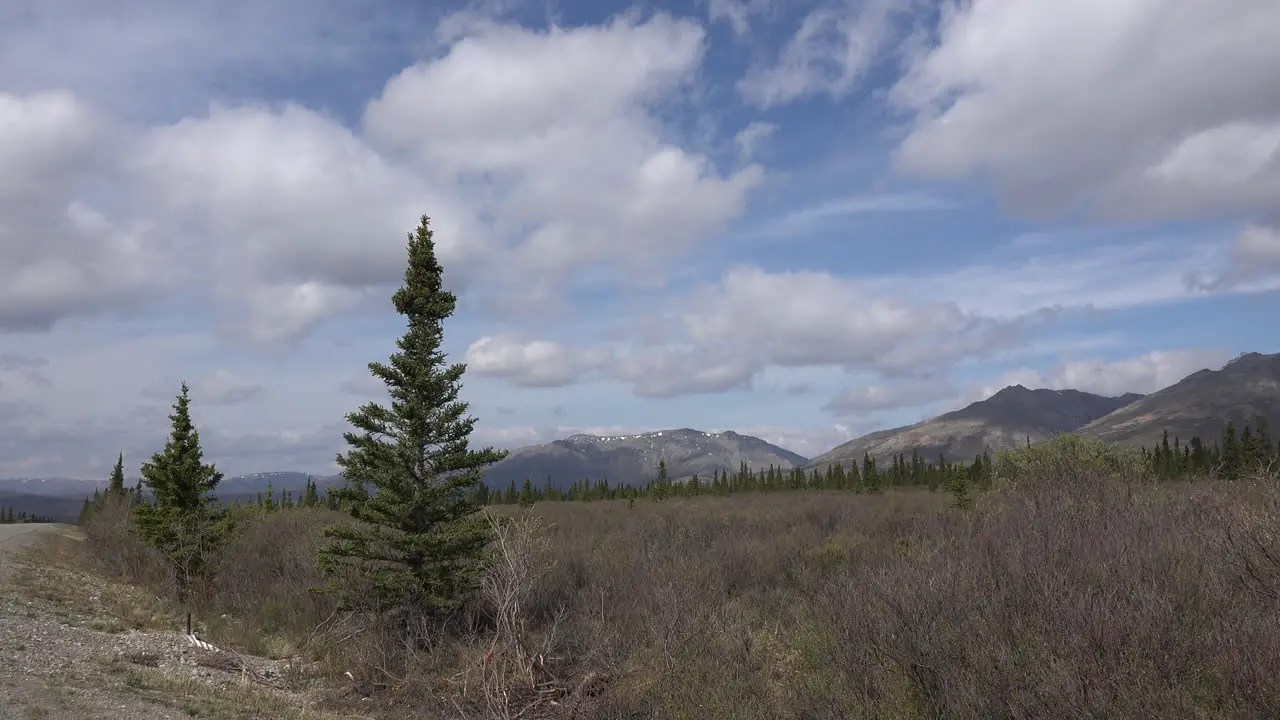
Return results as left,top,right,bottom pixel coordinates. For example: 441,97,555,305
480,450,998,507
78,452,143,524
480,415,1279,508
231,475,330,512
1142,417,1276,481
0,507,55,523
80,412,1280,528
79,472,341,524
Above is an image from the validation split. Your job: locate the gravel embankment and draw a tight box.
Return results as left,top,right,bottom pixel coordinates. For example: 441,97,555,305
0,524,316,719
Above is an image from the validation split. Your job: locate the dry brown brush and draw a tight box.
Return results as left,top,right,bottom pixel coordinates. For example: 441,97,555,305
77,439,1280,719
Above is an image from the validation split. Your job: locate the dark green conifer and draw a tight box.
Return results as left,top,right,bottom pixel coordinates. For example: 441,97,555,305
302,476,321,507
108,452,126,496
132,383,230,603
1222,421,1242,479
652,459,670,502
946,466,973,510
316,215,506,622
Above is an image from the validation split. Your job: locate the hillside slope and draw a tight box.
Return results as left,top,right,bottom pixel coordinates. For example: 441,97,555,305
807,386,1143,469
1079,352,1280,447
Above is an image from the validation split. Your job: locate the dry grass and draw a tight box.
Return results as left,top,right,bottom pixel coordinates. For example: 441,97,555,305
74,444,1280,719
94,654,360,720
78,496,345,658
199,507,343,658
8,531,177,633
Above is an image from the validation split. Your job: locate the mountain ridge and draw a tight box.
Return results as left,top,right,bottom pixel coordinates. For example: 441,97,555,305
806,386,1145,470
0,430,806,497
480,427,808,491
1078,351,1280,447
0,471,345,497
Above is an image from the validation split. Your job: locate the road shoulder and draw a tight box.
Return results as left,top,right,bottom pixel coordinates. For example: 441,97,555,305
0,525,347,720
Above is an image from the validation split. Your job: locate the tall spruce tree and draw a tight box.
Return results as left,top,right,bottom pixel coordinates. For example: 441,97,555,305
107,452,126,496
316,215,507,621
133,383,229,602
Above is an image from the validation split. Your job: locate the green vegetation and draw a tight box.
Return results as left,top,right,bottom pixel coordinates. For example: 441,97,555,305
131,383,233,604
239,476,328,513
107,452,126,496
1143,418,1277,480
77,452,136,524
316,215,506,625
486,448,998,503
74,437,1280,718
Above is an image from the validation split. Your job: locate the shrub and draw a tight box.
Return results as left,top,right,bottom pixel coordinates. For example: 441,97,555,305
204,506,342,655
75,455,1280,719
81,492,169,589
994,433,1152,490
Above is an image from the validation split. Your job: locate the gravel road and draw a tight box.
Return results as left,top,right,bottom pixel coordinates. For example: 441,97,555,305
0,523,56,554
0,523,344,719
0,524,207,719
0,520,264,717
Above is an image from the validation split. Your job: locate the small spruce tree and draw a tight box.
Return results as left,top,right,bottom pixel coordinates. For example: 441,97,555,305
652,459,670,502
302,476,321,507
132,383,230,603
518,479,536,508
1222,421,1242,479
946,466,973,510
316,215,507,624
79,490,100,524
262,480,277,513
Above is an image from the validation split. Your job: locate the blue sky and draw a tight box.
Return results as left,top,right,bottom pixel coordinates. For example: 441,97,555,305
2,0,1279,477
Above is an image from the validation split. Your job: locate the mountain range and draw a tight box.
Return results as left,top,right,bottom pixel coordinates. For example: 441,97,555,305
5,350,1278,519
0,471,343,498
0,471,348,523
806,387,1144,470
480,428,808,491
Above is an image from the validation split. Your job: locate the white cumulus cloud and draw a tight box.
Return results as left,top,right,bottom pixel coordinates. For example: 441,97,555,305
364,15,763,308
891,0,1280,225
465,336,615,388
0,91,167,330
